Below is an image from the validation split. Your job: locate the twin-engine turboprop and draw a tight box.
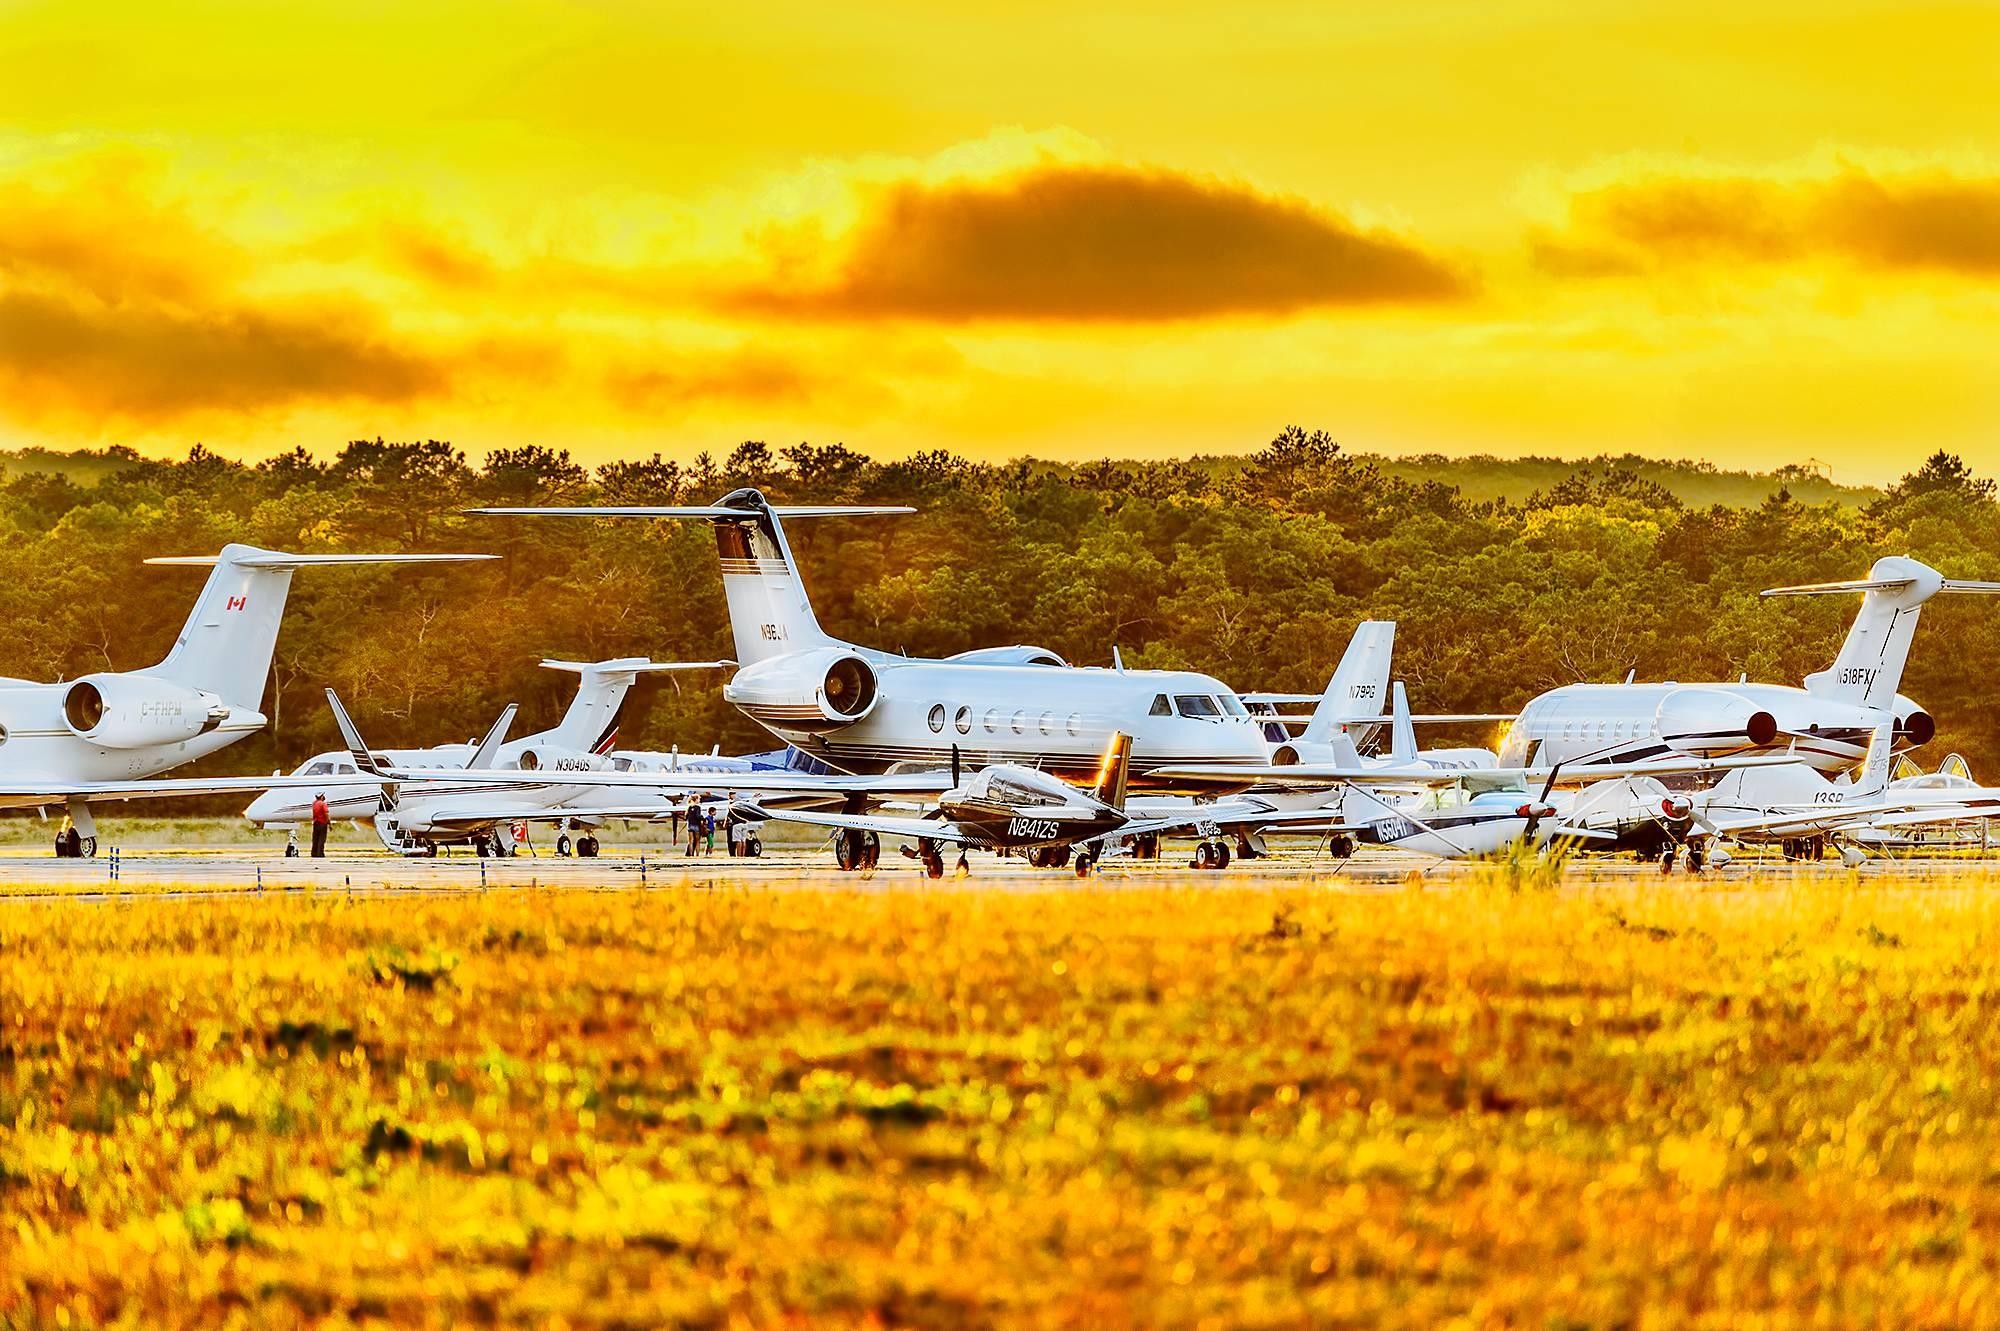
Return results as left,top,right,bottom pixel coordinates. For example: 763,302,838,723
469,489,1272,784
0,543,490,856
744,733,1142,877
1497,557,2000,774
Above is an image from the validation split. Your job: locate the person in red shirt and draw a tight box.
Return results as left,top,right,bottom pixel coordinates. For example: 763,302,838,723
310,792,330,858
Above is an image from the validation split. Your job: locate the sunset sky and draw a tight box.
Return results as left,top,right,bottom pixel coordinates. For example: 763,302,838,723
0,0,1995,481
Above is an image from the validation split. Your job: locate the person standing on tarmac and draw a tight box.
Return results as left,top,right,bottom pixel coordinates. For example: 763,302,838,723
685,799,702,856
310,792,331,858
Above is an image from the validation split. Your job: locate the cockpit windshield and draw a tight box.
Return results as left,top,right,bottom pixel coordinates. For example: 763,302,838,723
986,773,1063,807
1175,695,1222,721
1218,694,1249,718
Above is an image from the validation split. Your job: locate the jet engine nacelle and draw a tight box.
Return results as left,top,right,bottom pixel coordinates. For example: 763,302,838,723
1654,687,1778,753
947,645,1068,667
512,745,601,775
725,648,881,732
1892,693,1935,748
61,674,230,749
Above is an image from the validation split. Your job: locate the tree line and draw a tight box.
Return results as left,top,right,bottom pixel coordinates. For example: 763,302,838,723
5,433,1999,783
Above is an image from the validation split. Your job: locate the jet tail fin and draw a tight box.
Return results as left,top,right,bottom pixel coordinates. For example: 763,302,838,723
1300,621,1394,745
144,547,491,712
469,490,910,667
1092,732,1132,811
1765,556,2000,709
1388,681,1419,764
1855,723,1894,797
538,657,732,754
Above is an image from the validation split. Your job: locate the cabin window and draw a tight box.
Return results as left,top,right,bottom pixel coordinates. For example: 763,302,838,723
1149,694,1171,716
1175,694,1222,721
1067,714,1082,737
1011,710,1027,734
927,704,945,733
983,709,998,734
337,762,357,775
302,760,334,776
1038,712,1054,735
955,706,972,735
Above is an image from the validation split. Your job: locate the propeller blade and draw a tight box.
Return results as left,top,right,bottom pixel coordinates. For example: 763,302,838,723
951,744,961,787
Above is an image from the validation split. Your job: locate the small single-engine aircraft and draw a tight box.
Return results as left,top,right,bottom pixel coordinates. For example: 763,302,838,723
245,657,728,854
0,543,490,856
1496,557,2000,774
469,489,1273,785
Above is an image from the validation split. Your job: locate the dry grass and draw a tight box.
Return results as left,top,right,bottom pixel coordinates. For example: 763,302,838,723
5,873,2000,1327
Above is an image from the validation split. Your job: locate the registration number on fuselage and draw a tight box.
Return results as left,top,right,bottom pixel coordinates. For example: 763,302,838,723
1007,816,1061,841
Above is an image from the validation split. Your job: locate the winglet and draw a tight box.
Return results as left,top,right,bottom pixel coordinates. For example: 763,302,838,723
1092,732,1132,811
324,689,382,776
467,704,518,769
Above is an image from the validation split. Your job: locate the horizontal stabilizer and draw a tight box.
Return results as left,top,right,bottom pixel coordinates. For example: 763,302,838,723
146,552,495,568
1763,576,2000,597
539,657,735,673
467,505,913,519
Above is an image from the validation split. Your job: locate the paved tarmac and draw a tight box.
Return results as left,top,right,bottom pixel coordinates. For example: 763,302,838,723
0,840,1994,899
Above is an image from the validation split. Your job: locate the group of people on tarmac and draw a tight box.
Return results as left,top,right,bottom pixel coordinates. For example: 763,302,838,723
683,800,719,856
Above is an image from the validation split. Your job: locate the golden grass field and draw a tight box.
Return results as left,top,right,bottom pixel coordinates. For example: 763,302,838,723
5,871,2000,1328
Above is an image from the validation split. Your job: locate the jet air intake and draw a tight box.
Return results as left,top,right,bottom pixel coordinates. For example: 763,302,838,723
1654,687,1779,754
1897,708,1936,747
724,647,882,732
62,674,230,748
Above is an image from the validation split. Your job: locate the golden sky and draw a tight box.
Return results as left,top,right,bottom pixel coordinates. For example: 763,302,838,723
0,0,1995,481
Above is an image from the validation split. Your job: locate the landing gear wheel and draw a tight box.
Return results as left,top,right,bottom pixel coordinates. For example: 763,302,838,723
1327,834,1356,860
746,835,763,858
79,836,96,859
836,829,864,871
56,828,83,858
1659,847,1677,874
1074,850,1095,877
476,836,491,858
861,830,881,869
579,835,599,858
1687,847,1705,874
556,833,572,858
422,842,439,858
1214,840,1232,870
919,840,945,880
955,852,970,876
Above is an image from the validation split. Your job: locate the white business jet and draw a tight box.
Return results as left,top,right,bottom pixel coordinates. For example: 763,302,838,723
468,489,1271,784
0,543,488,855
244,657,729,855
1496,557,2000,774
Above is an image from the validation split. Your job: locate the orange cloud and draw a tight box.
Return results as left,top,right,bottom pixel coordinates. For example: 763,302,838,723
0,288,441,421
728,163,1470,321
1537,165,2000,277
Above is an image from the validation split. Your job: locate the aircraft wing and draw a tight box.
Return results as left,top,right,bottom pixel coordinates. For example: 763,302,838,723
380,765,956,797
737,805,976,845
1117,804,1364,838
1712,794,2000,838
1153,752,1795,791
0,773,389,805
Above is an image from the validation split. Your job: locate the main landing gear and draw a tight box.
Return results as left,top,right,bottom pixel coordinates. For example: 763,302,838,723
1026,844,1072,870
53,829,96,858
556,832,601,858
834,828,882,871
1782,836,1828,862
1192,839,1232,871
1656,843,1709,874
